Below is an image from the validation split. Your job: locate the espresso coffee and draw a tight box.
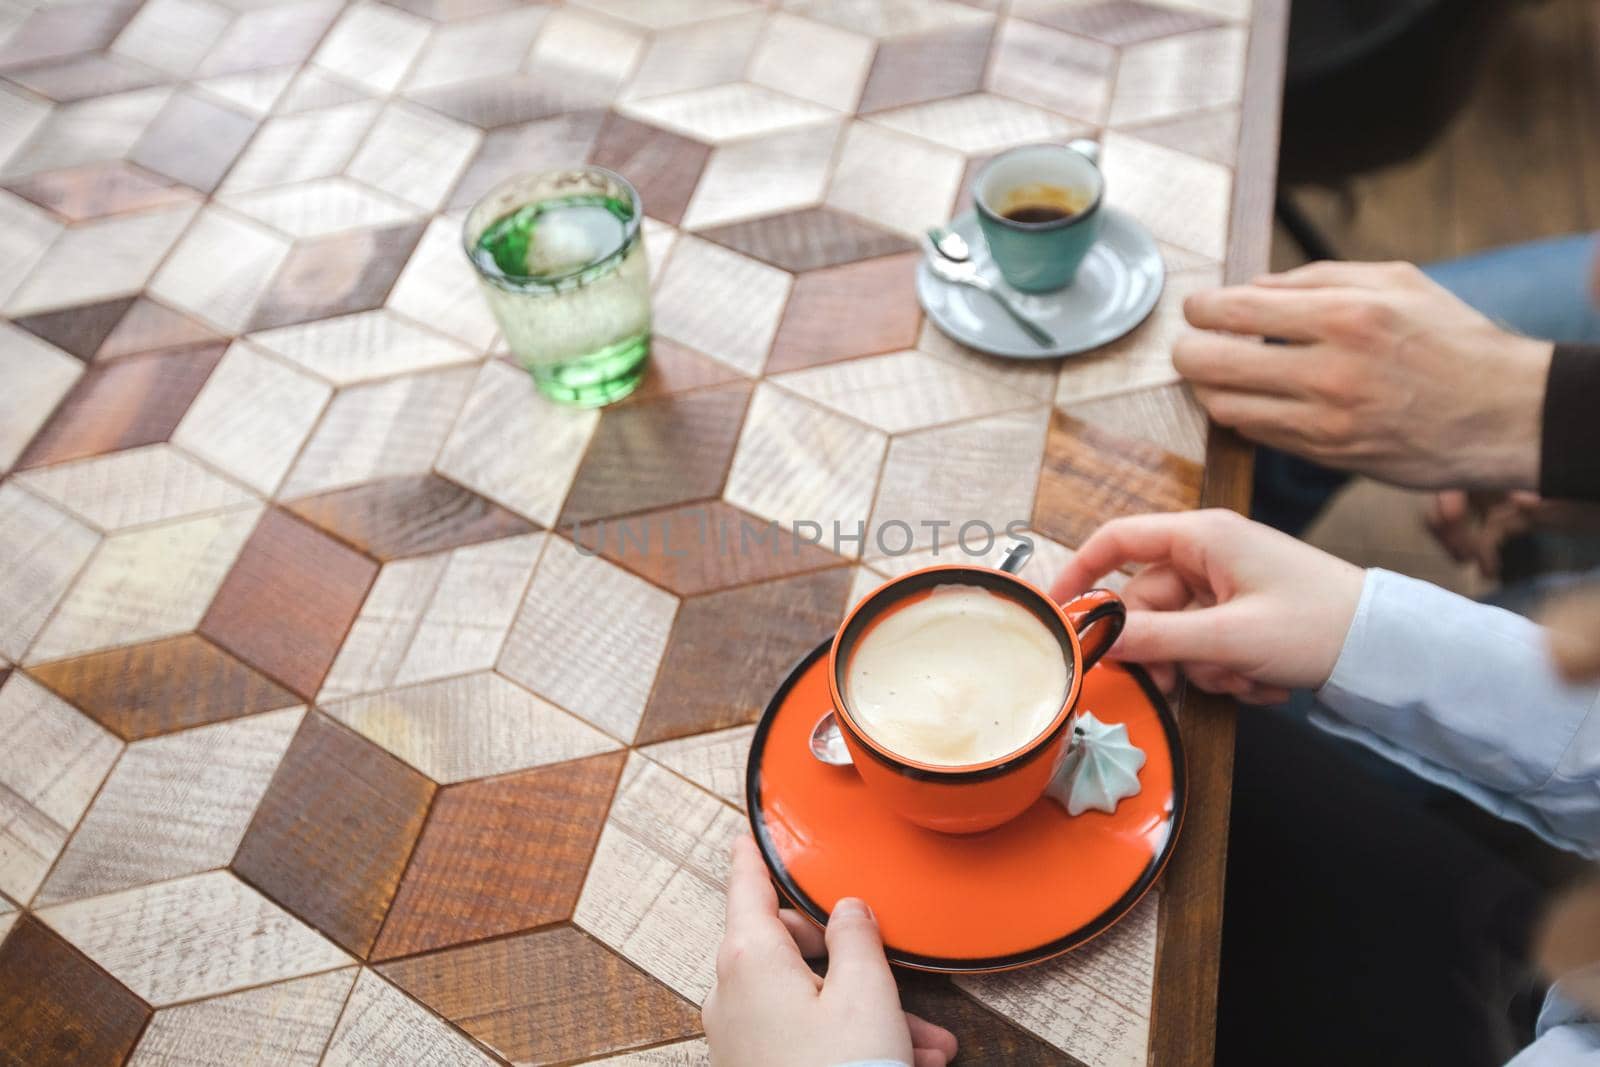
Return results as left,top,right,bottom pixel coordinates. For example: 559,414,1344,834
998,182,1089,225
845,584,1071,767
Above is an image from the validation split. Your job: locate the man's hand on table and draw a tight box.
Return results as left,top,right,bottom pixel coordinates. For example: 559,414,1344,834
1174,260,1554,492
1050,510,1365,705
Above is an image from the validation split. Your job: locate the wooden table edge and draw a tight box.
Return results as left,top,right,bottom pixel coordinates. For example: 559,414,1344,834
1146,1,1288,1064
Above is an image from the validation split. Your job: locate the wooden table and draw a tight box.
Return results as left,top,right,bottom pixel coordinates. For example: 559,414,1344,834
0,0,1284,1063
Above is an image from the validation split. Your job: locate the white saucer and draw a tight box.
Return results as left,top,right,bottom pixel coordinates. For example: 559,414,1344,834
916,208,1165,359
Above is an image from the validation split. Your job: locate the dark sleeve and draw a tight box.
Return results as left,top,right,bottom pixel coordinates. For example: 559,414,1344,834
1539,343,1600,502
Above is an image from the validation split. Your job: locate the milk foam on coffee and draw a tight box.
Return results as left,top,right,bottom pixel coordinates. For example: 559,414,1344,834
846,584,1070,767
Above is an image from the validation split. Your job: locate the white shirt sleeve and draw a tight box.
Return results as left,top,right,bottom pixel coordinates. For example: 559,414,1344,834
1310,569,1600,858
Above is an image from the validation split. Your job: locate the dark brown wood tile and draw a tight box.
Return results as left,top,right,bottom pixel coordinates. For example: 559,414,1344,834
3,53,164,102
233,711,436,957
858,22,994,113
449,112,607,210
0,0,135,67
248,222,426,331
4,161,198,223
28,633,299,741
129,91,258,194
14,297,135,361
380,926,700,1064
14,343,223,469
1013,0,1222,45
288,474,539,561
621,337,746,405
896,973,1068,1065
558,381,751,524
1032,411,1204,548
95,297,223,360
200,508,379,699
766,252,922,373
572,499,845,598
410,74,610,130
635,567,852,744
372,751,625,960
588,112,711,227
0,916,151,1067
698,207,916,274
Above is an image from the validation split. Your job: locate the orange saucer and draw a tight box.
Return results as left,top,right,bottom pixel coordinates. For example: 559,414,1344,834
746,642,1184,973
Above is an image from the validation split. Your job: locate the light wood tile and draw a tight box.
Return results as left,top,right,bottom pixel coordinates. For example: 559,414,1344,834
0,191,62,308
312,2,431,94
0,88,172,179
38,707,303,905
0,322,81,470
824,122,964,239
279,366,475,499
723,384,887,557
5,201,198,317
1101,131,1231,261
173,343,332,496
391,533,543,685
652,236,791,375
1107,26,1247,128
774,349,1035,433
956,892,1158,1067
641,724,754,809
682,120,842,230
498,537,677,741
571,0,758,29
274,67,371,114
385,215,499,351
0,674,122,902
110,0,230,77
223,178,418,239
36,870,353,1006
787,0,991,37
872,93,1088,154
219,101,380,195
748,11,872,112
435,359,599,524
574,754,742,1003
857,19,993,114
98,296,223,360
987,16,1116,124
323,970,498,1067
346,103,479,212
584,1038,712,1065
1062,383,1208,464
26,504,262,664
0,485,99,662
1057,266,1223,405
529,8,646,92
129,968,358,1067
449,112,608,210
1122,107,1241,168
915,319,1063,401
316,554,445,701
199,0,342,77
624,12,765,101
621,83,837,145
0,85,51,175
15,444,255,531
404,6,550,92
148,207,292,332
195,65,297,116
249,308,478,386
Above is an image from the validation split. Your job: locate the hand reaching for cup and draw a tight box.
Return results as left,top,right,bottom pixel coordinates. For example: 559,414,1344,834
1049,510,1366,705
704,835,958,1067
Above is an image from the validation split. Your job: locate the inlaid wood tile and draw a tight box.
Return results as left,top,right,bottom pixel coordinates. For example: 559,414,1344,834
382,925,701,1063
775,349,1036,432
574,753,742,1002
149,207,293,332
637,567,852,744
873,92,1089,154
824,122,964,238
312,2,431,95
404,6,550,93
450,111,608,211
0,0,139,68
347,104,479,213
0,87,171,180
698,206,914,274
289,474,537,561
767,253,922,372
5,161,197,222
435,360,599,524
16,342,222,470
653,236,790,375
583,1038,711,1065
0,324,81,469
195,65,297,116
0,191,62,309
917,317,1062,399
172,342,332,496
38,707,303,906
129,90,257,193
747,11,872,112
0,916,151,1067
987,16,1117,124
232,712,435,957
323,969,498,1067
529,7,646,93
588,113,712,228
0,674,122,902
98,296,223,360
30,634,299,741
1063,382,1208,464
1100,131,1231,260
16,444,254,532
573,498,844,597
1107,25,1247,127
200,508,379,698
858,20,992,113
250,309,477,386
199,0,341,78
1056,265,1221,404
570,0,757,29
1013,0,1223,45
408,71,613,129
498,538,677,740
316,554,446,701
224,178,419,239
248,220,425,332
0,485,98,663
560,382,751,524
1033,410,1204,547
6,201,198,317
897,974,1068,1065
219,101,380,195
869,406,1050,552
723,384,887,553
129,968,357,1067
110,0,230,77
274,68,371,115
956,892,1157,1067
26,504,262,665
788,0,991,37
37,870,353,1006
14,296,136,362
372,750,625,959
327,671,618,785
625,337,746,403
643,217,679,285
1121,106,1241,167
682,120,841,230
624,12,764,101
385,216,499,350
0,902,14,944
641,724,754,809
0,86,50,172
620,83,836,146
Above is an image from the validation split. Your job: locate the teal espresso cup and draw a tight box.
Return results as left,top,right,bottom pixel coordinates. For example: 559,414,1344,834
973,140,1105,293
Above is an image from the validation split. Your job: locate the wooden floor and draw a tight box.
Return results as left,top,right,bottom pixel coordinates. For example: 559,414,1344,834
1273,0,1600,592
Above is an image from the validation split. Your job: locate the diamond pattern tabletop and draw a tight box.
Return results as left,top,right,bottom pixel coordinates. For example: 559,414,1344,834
0,0,1276,1062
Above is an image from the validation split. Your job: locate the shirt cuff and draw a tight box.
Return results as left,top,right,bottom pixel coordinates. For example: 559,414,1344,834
1540,343,1600,501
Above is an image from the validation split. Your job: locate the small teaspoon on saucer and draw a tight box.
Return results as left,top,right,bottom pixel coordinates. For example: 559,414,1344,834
922,235,1056,348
